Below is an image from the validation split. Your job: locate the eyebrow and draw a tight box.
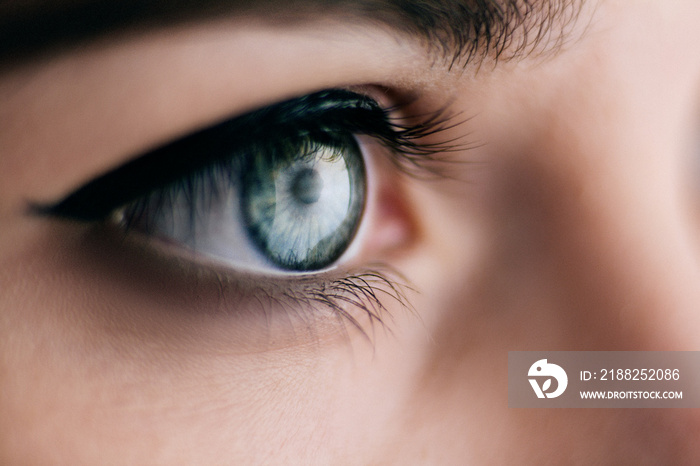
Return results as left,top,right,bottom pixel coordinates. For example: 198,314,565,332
0,0,582,69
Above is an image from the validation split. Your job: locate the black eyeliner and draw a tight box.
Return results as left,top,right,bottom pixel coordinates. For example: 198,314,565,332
33,88,455,222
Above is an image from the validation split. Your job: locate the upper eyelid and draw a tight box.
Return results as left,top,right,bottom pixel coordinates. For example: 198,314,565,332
30,88,453,222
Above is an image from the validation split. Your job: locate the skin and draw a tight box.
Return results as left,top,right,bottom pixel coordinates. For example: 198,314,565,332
2,0,700,463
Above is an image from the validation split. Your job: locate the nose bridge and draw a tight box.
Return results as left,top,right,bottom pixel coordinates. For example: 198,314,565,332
553,179,684,351
476,31,700,351
497,113,700,351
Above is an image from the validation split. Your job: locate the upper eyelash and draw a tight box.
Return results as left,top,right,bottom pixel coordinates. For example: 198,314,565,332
31,88,461,221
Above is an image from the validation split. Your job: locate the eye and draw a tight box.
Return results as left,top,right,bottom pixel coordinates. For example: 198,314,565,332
36,89,448,276
122,130,365,273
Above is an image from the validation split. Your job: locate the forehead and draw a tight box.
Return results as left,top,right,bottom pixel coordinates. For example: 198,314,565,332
1,0,583,70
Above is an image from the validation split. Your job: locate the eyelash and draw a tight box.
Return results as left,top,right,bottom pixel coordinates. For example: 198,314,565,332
249,267,414,339
36,89,455,336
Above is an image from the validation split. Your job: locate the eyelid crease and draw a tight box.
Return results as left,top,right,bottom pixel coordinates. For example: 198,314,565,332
30,88,462,222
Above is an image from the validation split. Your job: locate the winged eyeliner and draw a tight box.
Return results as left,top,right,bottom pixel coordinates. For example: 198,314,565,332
33,89,412,221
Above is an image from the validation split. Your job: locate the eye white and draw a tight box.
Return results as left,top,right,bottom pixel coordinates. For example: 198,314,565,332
122,138,367,275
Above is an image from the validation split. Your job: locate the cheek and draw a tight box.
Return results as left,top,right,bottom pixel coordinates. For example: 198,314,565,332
0,211,420,463
0,221,342,463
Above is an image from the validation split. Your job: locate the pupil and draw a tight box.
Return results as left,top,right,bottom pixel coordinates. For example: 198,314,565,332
291,168,323,204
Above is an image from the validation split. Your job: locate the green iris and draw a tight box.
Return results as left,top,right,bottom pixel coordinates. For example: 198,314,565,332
240,135,365,271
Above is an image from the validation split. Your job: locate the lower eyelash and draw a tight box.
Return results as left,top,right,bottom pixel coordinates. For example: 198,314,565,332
280,267,415,340
76,222,413,341
202,262,413,341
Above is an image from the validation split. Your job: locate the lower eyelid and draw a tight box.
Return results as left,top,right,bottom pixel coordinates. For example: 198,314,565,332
67,221,408,348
